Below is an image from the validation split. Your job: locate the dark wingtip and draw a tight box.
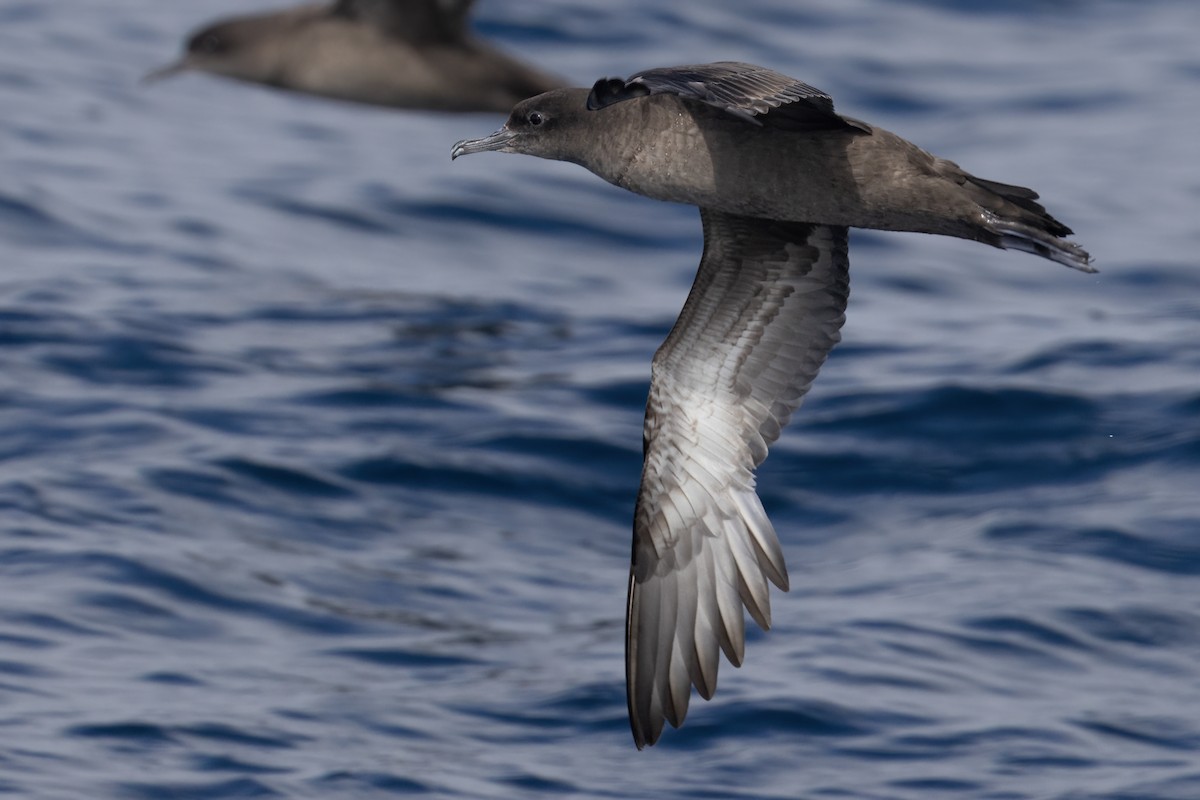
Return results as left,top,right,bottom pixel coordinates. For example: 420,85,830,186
587,77,649,111
629,696,650,749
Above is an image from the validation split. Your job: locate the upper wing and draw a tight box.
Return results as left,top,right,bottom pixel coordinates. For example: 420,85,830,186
332,0,475,42
587,61,868,132
627,211,850,748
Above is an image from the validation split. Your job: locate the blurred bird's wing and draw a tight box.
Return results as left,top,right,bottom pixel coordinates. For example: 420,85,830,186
332,0,475,42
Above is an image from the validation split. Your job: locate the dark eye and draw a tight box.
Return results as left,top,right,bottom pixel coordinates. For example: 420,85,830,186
190,31,225,55
526,111,545,126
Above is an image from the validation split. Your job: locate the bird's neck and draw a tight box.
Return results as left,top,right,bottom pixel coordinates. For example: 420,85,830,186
583,99,723,207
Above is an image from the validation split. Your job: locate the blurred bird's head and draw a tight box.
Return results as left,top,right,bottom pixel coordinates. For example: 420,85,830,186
144,9,321,87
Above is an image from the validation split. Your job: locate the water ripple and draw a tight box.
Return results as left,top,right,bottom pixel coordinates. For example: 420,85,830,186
2,1,1197,799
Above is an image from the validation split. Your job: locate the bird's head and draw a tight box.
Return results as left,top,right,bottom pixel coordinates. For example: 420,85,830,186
451,88,594,164
144,11,310,85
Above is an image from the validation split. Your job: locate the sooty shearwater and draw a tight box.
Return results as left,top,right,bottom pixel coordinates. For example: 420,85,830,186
147,0,563,113
452,61,1093,749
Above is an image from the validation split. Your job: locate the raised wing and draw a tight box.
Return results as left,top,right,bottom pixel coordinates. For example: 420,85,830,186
332,0,475,42
588,61,868,132
627,211,850,748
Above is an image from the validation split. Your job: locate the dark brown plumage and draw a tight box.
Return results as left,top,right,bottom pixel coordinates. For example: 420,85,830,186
147,0,563,113
453,61,1092,748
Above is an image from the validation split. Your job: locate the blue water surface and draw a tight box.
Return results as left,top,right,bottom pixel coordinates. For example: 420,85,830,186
2,1,1199,798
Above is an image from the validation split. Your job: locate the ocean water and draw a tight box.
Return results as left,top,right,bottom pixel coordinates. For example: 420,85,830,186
2,1,1199,798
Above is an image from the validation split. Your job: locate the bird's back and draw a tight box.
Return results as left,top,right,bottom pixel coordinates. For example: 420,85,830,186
271,19,552,110
574,94,1078,255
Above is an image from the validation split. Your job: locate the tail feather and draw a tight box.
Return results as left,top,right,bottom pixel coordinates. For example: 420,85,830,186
966,175,1093,272
989,215,1095,272
969,176,1071,233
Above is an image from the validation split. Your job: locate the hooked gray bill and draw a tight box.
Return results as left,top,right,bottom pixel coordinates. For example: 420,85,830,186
142,58,191,85
451,128,518,160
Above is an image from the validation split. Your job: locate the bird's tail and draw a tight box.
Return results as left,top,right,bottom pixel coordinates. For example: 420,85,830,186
989,214,1094,272
968,175,1095,273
